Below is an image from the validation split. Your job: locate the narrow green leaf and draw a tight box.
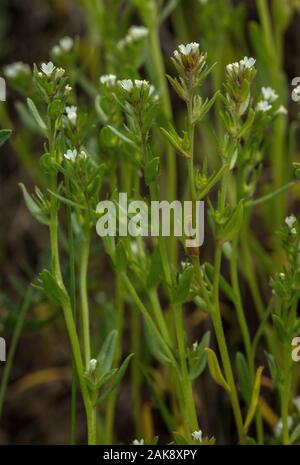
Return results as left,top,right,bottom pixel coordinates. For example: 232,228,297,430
27,98,47,134
95,353,133,405
205,348,231,392
19,183,49,225
235,352,252,403
96,330,118,376
244,366,264,433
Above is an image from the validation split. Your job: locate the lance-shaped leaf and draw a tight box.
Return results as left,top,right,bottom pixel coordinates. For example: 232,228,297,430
36,269,68,306
19,183,49,225
96,330,118,377
27,98,47,134
244,366,264,433
95,353,133,405
205,348,230,392
160,126,191,158
235,352,252,403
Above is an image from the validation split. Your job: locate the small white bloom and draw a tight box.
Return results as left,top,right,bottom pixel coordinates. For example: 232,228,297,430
262,86,278,102
274,417,293,438
41,61,55,77
132,438,144,445
134,79,149,89
226,62,239,74
192,430,203,442
64,148,78,162
65,84,72,94
65,105,77,125
88,358,98,372
55,67,65,78
240,56,256,69
119,79,134,92
128,25,148,41
279,272,285,280
177,42,199,56
285,214,296,229
193,342,198,352
256,100,272,112
4,61,30,78
59,36,74,52
100,74,117,86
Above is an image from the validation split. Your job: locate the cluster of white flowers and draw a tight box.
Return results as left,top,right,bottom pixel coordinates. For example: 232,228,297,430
174,42,199,58
64,148,87,162
65,105,77,125
285,214,297,234
227,56,256,75
191,430,203,442
52,36,74,55
256,86,279,113
99,74,117,86
262,86,278,102
118,79,150,92
132,438,144,445
4,61,30,79
117,25,148,50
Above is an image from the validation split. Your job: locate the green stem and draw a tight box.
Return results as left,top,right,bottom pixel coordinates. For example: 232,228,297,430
211,245,246,444
79,231,91,368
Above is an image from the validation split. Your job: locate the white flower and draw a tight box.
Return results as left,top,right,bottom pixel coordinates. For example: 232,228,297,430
55,67,65,78
256,100,272,112
193,341,198,352
226,62,239,74
262,86,278,102
100,74,117,86
134,79,149,89
177,42,199,56
293,397,300,413
191,430,203,442
128,25,148,41
285,214,296,229
274,416,293,438
59,36,74,52
132,438,144,445
88,358,98,372
118,79,149,92
65,84,72,94
240,56,256,69
4,62,30,78
65,105,77,125
41,61,55,77
64,148,78,162
119,79,134,92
